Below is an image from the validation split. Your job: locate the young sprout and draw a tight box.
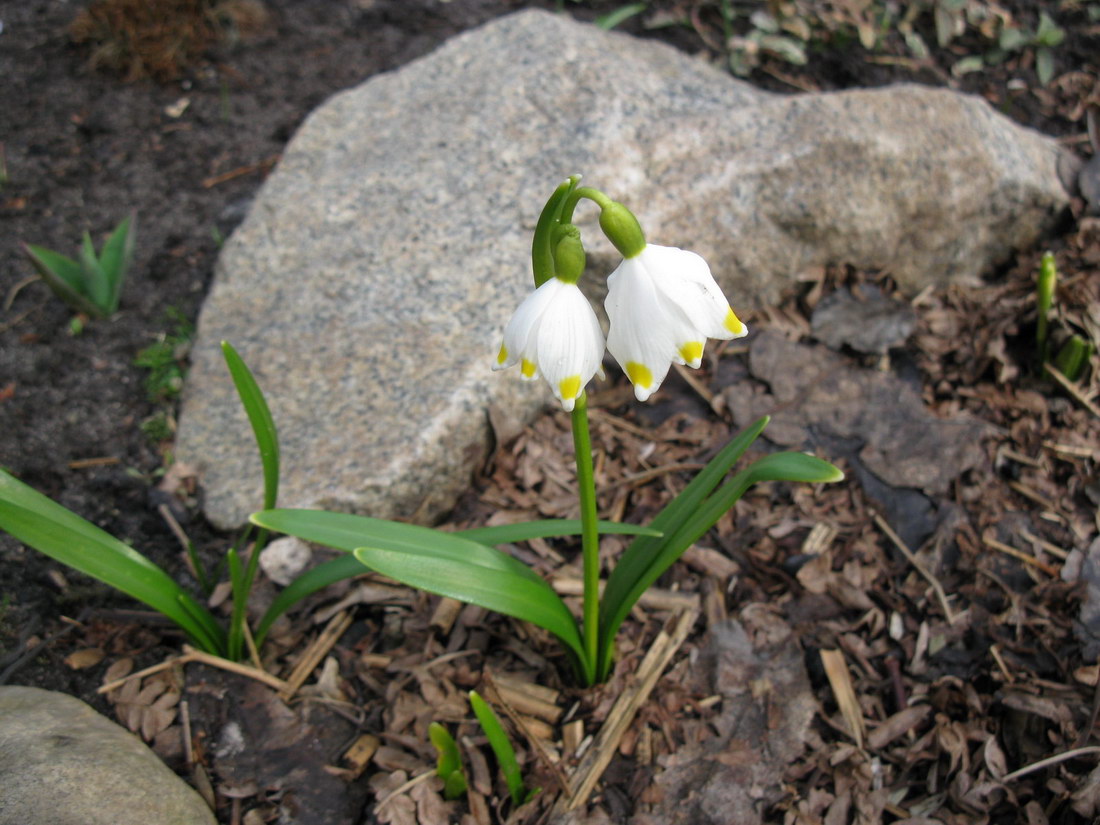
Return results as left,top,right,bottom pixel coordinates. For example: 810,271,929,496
428,722,468,800
1036,251,1056,362
469,690,539,808
22,215,135,319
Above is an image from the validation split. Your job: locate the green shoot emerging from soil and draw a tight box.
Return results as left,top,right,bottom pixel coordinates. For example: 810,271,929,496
22,214,134,319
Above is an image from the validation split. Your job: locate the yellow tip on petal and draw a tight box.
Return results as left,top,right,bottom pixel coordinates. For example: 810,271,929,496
625,361,653,389
521,359,537,378
724,307,746,336
678,341,704,367
496,344,509,365
559,375,581,402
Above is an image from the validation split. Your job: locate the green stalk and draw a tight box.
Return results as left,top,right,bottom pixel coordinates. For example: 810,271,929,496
561,186,613,223
570,392,600,682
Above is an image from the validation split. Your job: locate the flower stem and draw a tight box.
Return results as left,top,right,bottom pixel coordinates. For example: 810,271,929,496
561,186,613,223
570,391,600,681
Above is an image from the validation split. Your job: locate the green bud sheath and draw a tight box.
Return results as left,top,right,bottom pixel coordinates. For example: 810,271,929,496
532,176,581,288
553,224,586,284
599,201,646,259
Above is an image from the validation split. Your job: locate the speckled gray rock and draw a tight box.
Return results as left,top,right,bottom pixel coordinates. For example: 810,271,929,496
176,9,1072,529
0,686,215,825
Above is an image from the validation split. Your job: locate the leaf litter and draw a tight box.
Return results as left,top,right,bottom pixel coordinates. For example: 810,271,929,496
34,226,1088,825
74,208,1099,823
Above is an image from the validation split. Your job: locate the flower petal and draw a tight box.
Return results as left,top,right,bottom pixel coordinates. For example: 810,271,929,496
493,278,604,410
605,243,748,401
643,244,746,342
536,283,604,409
606,257,681,401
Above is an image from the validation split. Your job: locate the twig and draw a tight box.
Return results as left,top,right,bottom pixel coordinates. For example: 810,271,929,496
613,462,706,489
242,620,264,671
97,646,289,694
554,608,698,813
672,363,723,417
820,648,864,749
873,513,957,625
552,577,699,613
1019,529,1070,560
1007,480,1058,511
983,535,1061,577
180,698,194,767
1000,746,1100,782
989,644,1014,683
373,769,435,812
1045,363,1100,419
157,503,193,555
3,274,39,311
279,610,353,701
67,456,120,469
201,154,280,188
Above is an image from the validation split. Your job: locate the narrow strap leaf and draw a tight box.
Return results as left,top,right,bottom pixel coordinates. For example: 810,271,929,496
597,416,768,674
354,546,587,675
0,470,222,651
251,509,545,585
469,690,529,807
222,341,280,511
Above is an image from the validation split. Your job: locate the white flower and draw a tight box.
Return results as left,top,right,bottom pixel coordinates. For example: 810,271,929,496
605,244,747,402
493,277,605,412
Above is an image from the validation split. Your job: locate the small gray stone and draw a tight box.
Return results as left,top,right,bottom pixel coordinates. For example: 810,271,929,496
260,535,313,586
177,10,1072,530
0,686,215,825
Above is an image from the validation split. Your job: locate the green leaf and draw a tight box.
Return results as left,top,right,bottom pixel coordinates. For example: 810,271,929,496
430,721,463,777
22,243,103,317
459,518,661,544
531,176,579,288
636,451,843,598
247,514,660,642
759,34,807,65
253,509,544,583
79,230,112,314
222,342,280,511
597,417,768,676
1035,13,1064,47
97,214,135,314
595,3,648,30
253,554,364,644
469,690,534,807
430,722,467,799
951,55,986,77
0,469,224,653
1053,335,1094,382
353,545,587,677
998,26,1029,52
597,440,842,680
1035,47,1055,86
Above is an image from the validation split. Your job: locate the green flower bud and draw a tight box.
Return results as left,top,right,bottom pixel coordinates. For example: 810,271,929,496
552,224,586,284
599,201,646,259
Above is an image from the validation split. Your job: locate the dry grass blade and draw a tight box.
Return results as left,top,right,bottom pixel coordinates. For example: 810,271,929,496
555,608,698,813
1000,746,1100,782
279,610,353,701
97,645,289,694
873,512,957,624
983,535,1061,576
820,648,864,750
1045,363,1100,418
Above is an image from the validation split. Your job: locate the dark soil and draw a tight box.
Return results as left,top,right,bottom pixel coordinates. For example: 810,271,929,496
1,1,1098,823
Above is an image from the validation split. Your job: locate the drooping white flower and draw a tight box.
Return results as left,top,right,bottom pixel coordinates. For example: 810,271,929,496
493,277,605,412
605,244,747,402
